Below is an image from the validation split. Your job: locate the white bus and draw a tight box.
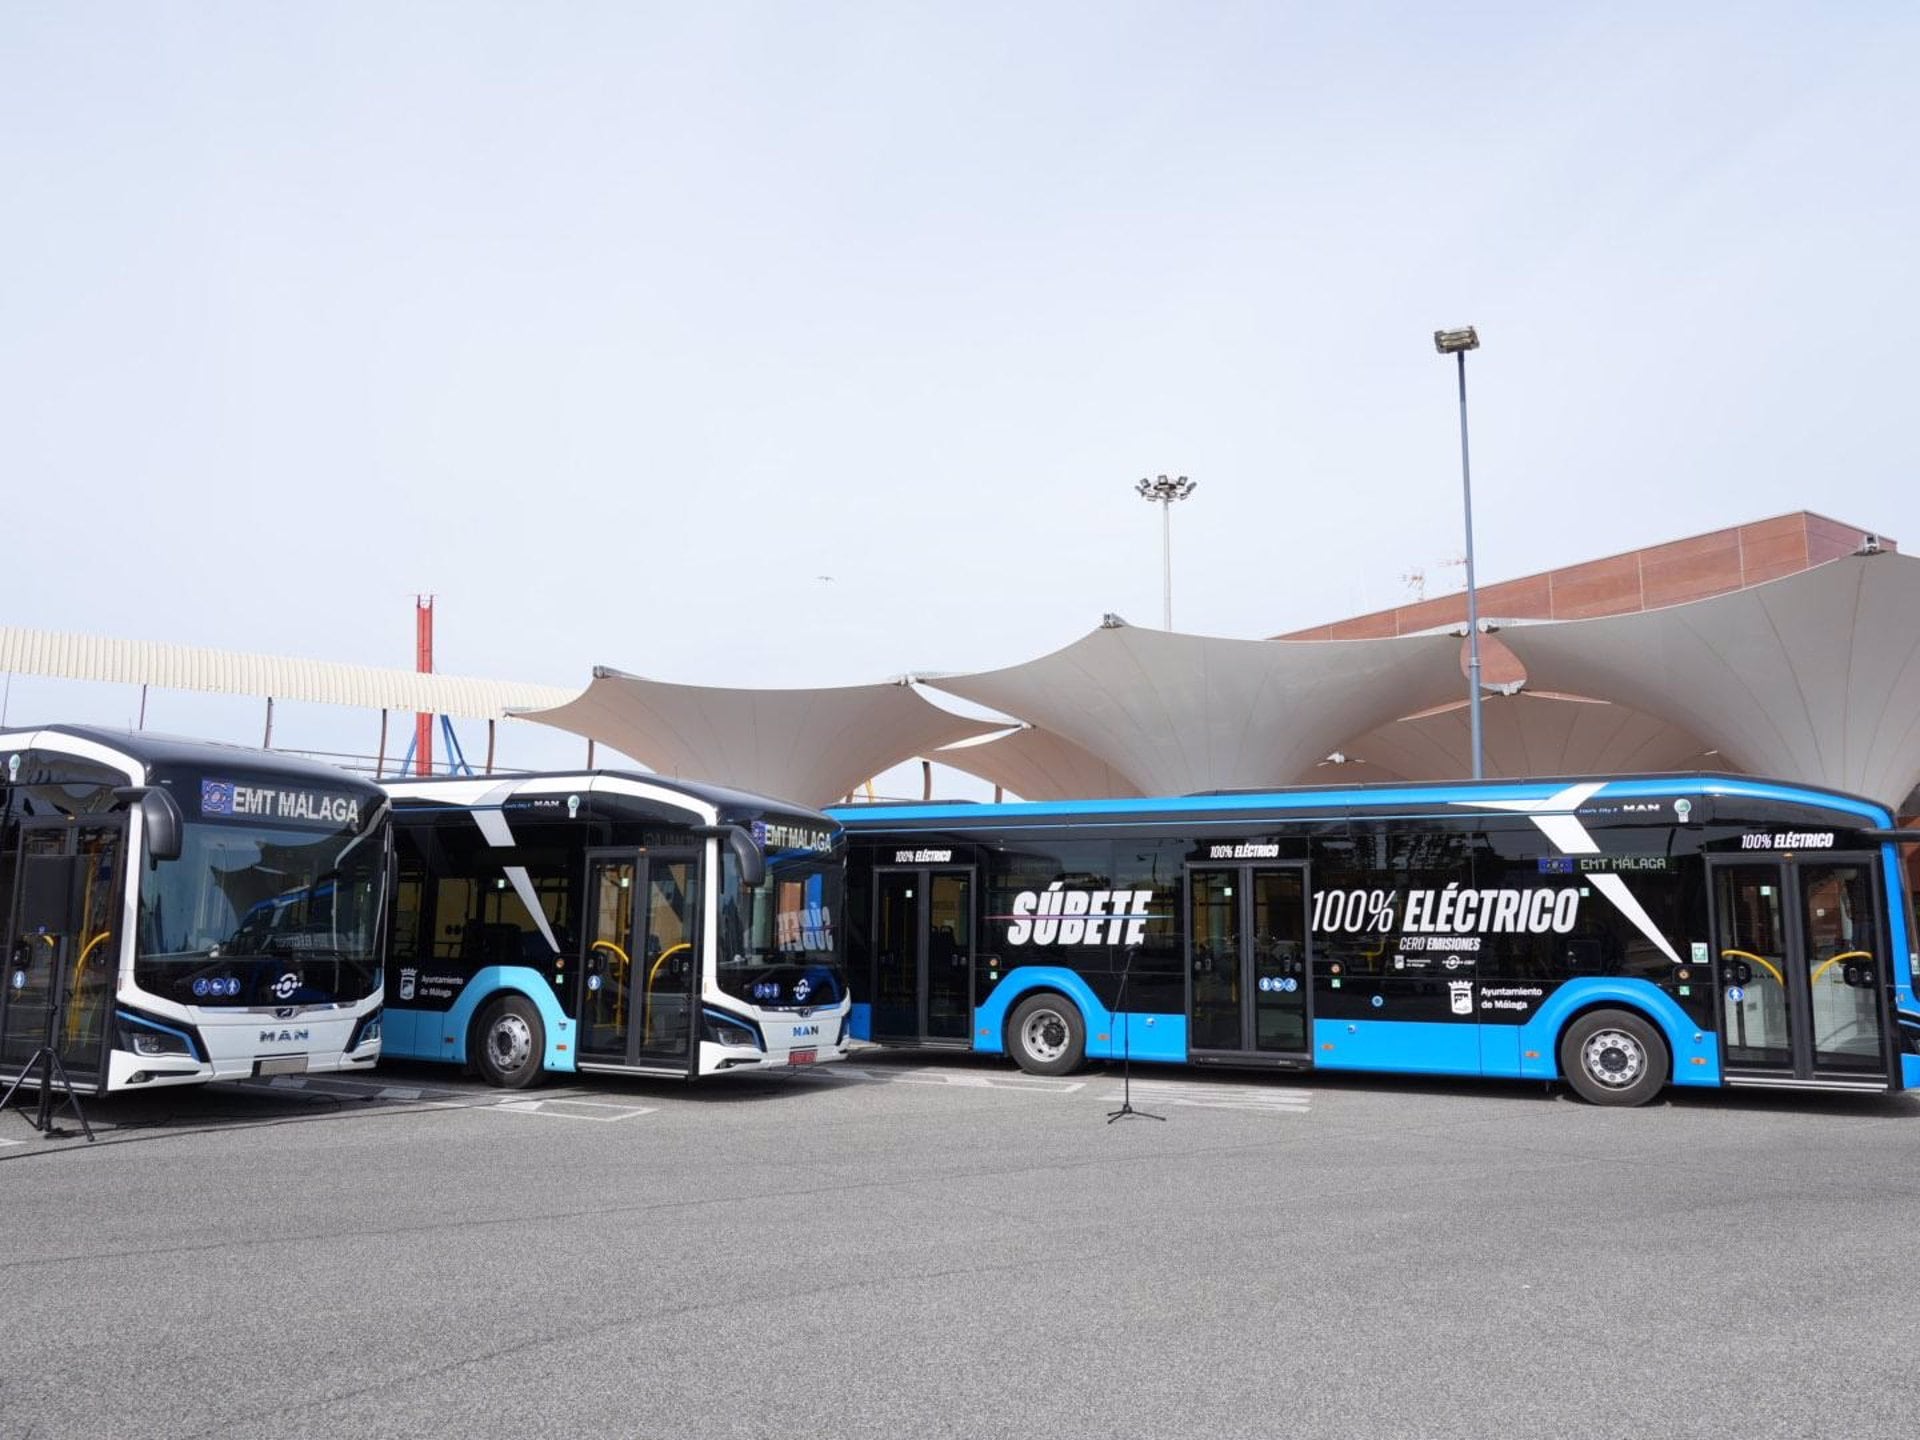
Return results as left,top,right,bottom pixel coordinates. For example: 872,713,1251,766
0,726,390,1094
381,771,850,1085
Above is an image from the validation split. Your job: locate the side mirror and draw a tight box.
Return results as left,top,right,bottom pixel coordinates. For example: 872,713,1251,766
114,785,184,863
728,826,766,889
695,823,768,888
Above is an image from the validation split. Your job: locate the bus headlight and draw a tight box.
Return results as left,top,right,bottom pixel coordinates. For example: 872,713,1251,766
116,1012,198,1059
702,1009,764,1050
348,1009,383,1051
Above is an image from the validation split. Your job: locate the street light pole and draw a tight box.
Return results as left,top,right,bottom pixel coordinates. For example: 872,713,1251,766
1433,327,1484,780
1135,474,1196,629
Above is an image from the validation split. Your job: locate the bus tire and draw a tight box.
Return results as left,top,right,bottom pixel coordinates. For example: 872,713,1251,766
1559,1008,1667,1107
1006,993,1086,1076
474,995,545,1089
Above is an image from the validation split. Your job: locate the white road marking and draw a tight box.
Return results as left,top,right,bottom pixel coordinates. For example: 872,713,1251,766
488,1098,657,1122
795,1065,1084,1095
1097,1079,1312,1114
244,1075,479,1110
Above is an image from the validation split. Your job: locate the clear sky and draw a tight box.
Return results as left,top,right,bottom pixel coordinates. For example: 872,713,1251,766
2,3,1915,786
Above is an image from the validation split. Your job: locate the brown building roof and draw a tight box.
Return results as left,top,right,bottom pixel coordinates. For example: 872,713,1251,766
1273,511,1894,640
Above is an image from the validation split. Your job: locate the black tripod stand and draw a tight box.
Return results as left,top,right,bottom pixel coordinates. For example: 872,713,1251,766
0,937,97,1143
1106,947,1164,1124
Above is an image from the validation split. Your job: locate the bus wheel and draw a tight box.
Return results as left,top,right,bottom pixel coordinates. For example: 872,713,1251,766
1559,1009,1667,1107
474,996,545,1089
1006,994,1085,1076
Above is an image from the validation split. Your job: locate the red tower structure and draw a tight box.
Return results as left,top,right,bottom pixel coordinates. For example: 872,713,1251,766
415,594,435,777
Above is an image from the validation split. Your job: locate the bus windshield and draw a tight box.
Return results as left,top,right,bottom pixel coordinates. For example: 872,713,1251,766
135,808,386,1008
717,845,845,1010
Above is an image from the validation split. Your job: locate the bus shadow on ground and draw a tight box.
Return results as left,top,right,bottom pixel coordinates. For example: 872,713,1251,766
1125,1063,1919,1117
844,1049,1920,1119
0,1072,397,1151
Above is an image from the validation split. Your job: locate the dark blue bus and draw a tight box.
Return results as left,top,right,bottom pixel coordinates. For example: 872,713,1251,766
830,775,1919,1105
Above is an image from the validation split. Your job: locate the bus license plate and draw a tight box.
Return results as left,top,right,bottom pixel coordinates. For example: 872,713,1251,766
790,1049,816,1066
255,1055,308,1077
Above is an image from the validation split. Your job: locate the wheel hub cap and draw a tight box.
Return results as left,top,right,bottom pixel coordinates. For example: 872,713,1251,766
1025,1013,1066,1060
491,1016,533,1070
1583,1030,1643,1087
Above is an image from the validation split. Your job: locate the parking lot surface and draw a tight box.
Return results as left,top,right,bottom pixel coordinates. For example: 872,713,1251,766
3,1052,1919,1439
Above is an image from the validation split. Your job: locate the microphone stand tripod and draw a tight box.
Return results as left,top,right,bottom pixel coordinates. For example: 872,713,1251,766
0,936,97,1143
1106,946,1163,1124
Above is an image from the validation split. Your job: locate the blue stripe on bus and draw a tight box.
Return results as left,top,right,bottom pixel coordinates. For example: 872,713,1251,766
1904,1054,1920,1091
1120,1011,1187,1063
828,775,1895,828
380,1006,419,1055
383,966,576,1073
970,973,1720,1084
1312,1019,1481,1074
1884,857,1917,1041
849,1002,872,1041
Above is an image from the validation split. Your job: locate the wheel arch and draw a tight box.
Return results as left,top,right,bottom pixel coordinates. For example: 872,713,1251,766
442,965,574,1073
1516,978,1716,1086
974,966,1109,1056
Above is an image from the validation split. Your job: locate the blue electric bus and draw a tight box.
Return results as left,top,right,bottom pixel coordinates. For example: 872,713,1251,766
830,774,1920,1105
381,771,850,1085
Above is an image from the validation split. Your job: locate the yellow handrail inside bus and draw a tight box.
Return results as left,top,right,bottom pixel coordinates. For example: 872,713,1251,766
66,930,112,1044
645,942,692,1043
1810,949,1873,985
1721,948,1784,988
590,939,631,1026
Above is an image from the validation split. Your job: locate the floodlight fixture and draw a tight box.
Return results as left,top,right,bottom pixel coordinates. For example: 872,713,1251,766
1433,327,1480,355
1135,475,1196,629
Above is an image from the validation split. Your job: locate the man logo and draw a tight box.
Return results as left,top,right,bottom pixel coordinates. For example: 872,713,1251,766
259,1028,311,1044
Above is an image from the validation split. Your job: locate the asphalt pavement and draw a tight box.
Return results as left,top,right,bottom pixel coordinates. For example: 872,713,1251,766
3,1053,1918,1439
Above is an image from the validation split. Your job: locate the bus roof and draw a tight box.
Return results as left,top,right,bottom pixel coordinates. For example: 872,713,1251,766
828,771,1893,829
383,768,837,828
0,723,384,792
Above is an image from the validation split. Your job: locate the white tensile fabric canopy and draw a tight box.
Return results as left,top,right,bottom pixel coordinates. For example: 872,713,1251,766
933,725,1145,801
513,553,1920,809
918,620,1468,795
1335,692,1720,784
514,668,1005,809
1496,551,1920,808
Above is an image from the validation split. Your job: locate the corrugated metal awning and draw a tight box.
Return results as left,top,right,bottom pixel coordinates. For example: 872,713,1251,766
0,627,576,721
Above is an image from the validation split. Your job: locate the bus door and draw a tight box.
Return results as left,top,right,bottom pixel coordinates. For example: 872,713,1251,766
577,849,699,1072
1710,855,1890,1087
1186,865,1310,1062
1,819,124,1093
871,867,973,1045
